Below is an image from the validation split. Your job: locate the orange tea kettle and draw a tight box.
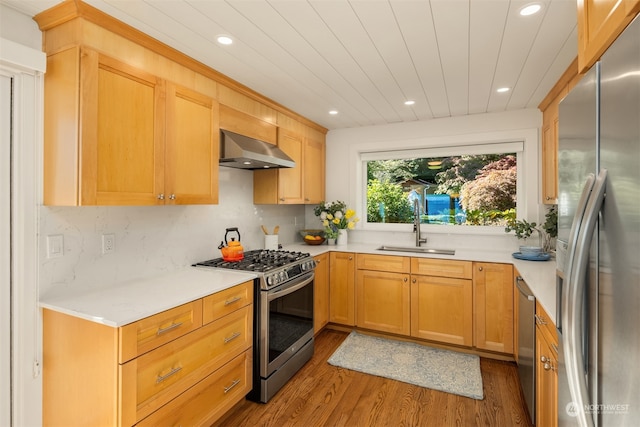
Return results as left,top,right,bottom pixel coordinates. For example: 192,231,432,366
218,227,244,261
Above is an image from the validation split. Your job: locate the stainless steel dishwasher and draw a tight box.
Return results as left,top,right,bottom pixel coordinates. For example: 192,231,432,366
515,275,535,425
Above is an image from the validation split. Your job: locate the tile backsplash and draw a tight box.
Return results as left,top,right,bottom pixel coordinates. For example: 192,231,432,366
39,167,304,295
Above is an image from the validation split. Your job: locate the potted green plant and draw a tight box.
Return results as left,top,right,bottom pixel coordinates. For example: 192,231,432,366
505,206,557,253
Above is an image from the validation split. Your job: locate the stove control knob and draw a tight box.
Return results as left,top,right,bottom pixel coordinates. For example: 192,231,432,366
279,272,286,282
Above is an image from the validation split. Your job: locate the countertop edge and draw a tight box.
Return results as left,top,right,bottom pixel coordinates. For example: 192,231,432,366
40,267,257,327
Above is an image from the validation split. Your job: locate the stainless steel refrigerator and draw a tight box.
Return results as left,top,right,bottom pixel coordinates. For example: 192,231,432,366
556,15,640,427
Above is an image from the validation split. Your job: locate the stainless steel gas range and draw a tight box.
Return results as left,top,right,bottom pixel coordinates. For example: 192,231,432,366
194,249,316,403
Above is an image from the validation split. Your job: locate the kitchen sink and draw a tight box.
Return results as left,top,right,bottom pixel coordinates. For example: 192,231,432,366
376,246,455,256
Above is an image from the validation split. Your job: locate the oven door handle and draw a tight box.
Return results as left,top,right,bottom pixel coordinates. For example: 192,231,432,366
267,272,314,302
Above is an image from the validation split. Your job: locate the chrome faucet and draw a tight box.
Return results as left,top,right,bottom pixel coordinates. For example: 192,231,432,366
413,198,427,247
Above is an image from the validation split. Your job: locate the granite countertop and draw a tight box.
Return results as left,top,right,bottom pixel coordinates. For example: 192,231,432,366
39,267,257,327
285,242,558,325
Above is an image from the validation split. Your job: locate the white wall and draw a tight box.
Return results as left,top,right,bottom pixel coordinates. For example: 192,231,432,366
314,108,544,251
39,167,305,296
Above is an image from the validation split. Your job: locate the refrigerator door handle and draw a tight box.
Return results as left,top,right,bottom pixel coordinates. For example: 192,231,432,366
565,169,607,427
559,173,596,333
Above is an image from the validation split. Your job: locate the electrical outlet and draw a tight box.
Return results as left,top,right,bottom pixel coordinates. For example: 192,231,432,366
102,234,115,254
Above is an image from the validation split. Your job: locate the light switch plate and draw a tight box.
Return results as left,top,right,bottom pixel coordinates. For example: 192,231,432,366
47,235,64,259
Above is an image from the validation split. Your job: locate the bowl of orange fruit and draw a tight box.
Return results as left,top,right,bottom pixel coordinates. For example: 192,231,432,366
299,229,326,245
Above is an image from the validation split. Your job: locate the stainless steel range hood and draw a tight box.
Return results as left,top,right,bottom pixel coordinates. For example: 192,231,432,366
219,129,295,169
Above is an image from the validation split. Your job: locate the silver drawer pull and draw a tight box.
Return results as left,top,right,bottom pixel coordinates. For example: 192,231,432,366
224,296,242,306
223,379,241,394
224,332,241,344
156,322,183,336
156,366,182,383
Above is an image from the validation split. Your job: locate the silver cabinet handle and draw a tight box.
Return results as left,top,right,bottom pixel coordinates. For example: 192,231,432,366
156,366,182,383
534,314,547,326
169,194,176,200
224,379,241,394
157,322,183,335
540,355,548,363
478,266,483,271
224,296,242,306
403,277,408,282
157,193,165,200
224,331,241,344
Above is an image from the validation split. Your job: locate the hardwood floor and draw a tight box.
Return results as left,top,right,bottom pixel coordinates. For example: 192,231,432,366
213,329,533,427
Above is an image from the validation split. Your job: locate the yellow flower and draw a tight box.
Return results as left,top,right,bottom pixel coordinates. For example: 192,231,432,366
348,222,356,230
326,213,334,220
322,219,329,227
345,209,355,219
332,218,340,225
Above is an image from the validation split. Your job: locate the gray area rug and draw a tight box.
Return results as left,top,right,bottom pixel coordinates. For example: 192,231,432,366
327,331,484,400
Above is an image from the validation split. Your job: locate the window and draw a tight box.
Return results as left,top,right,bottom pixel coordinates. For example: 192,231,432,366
362,141,523,227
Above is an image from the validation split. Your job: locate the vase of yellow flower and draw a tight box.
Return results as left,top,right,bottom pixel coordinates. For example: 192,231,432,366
314,200,359,246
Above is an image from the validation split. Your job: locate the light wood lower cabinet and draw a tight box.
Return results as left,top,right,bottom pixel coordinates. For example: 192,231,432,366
356,269,411,335
355,254,410,335
535,301,558,426
43,281,253,426
410,258,473,346
314,253,330,333
473,262,514,354
329,251,356,326
410,273,473,346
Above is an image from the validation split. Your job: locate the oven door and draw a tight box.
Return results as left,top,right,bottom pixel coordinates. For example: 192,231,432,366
260,272,314,378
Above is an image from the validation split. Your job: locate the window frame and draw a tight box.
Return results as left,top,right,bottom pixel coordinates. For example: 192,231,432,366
346,128,540,236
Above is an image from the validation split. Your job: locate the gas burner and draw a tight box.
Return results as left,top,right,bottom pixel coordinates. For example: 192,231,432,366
193,249,312,274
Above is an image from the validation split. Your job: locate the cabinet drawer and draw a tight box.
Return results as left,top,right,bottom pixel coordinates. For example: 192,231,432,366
119,300,203,363
356,253,410,273
203,280,253,324
135,349,253,427
411,258,472,279
535,300,558,349
120,305,252,423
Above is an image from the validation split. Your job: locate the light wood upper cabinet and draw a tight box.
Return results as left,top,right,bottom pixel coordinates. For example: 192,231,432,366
166,83,219,205
577,0,640,72
473,262,514,354
538,58,581,205
219,104,277,145
313,253,330,334
43,48,219,206
329,252,356,326
303,133,326,205
253,126,325,205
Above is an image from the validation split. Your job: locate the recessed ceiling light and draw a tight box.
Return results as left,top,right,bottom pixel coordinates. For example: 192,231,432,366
217,35,233,45
497,87,510,93
519,3,541,16
404,100,415,106
329,110,338,115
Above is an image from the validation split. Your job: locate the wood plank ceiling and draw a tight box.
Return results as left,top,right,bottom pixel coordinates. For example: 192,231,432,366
1,0,577,130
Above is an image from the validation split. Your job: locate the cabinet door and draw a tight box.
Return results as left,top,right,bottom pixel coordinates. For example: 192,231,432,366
329,252,355,326
473,262,514,354
165,83,219,204
276,128,304,203
303,136,325,204
82,50,165,205
410,275,473,346
535,330,558,427
541,104,559,204
313,253,330,333
577,0,640,72
356,270,410,335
